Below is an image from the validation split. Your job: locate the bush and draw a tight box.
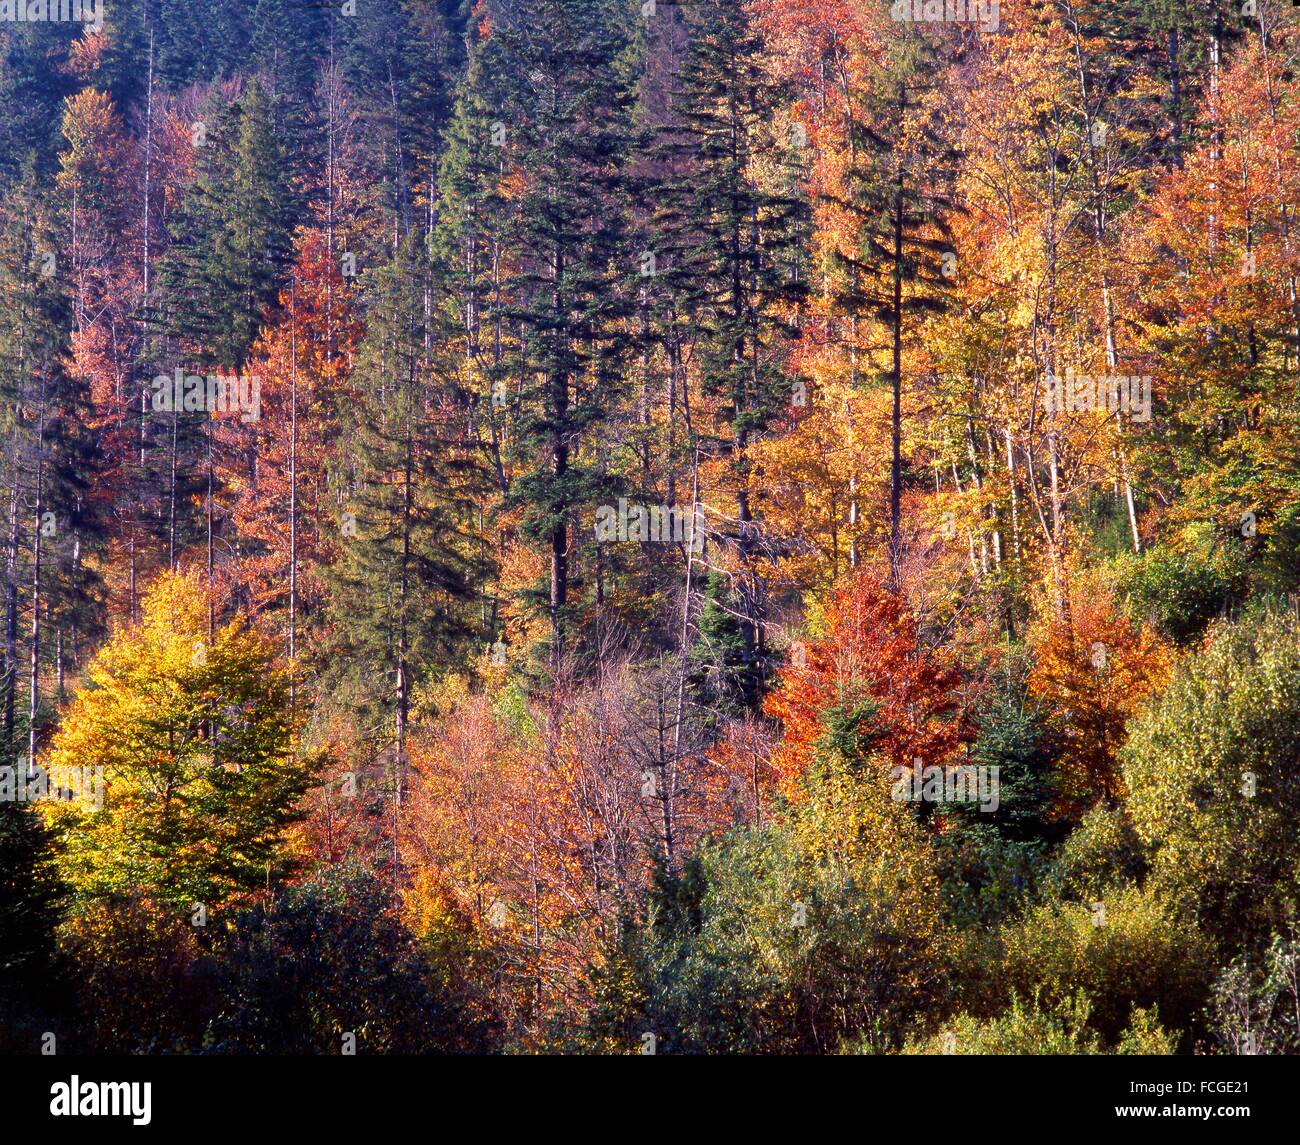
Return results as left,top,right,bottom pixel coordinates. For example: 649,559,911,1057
1116,1007,1181,1054
995,885,1212,1044
204,863,499,1053
638,754,950,1054
1113,544,1234,647
1048,805,1149,903
1121,609,1300,950
896,993,1101,1055
58,898,211,1053
889,996,1180,1056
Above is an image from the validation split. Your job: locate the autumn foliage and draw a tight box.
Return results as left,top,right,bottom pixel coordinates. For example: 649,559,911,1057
765,572,972,793
5,0,1300,1061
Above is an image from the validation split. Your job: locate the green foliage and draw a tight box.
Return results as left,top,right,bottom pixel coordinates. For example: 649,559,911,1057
967,666,1062,841
49,864,502,1054
893,994,1179,1055
204,863,498,1053
994,885,1212,1044
687,571,754,717
936,665,1062,927
896,993,1102,1056
1048,805,1150,904
0,30,77,188
154,0,250,88
248,0,333,103
339,0,462,228
816,699,884,769
636,752,947,1054
1115,1007,1181,1055
927,660,1061,927
576,917,651,1055
327,236,489,741
1122,609,1300,950
161,77,295,371
1113,543,1235,646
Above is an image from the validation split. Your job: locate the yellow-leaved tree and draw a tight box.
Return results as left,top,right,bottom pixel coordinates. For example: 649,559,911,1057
42,570,309,911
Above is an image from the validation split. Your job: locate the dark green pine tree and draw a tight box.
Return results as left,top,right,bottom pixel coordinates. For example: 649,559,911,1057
338,0,463,249
249,0,331,104
429,20,521,655
960,666,1061,844
823,30,956,587
0,165,52,755
39,349,109,711
935,660,1065,928
650,0,808,706
687,570,752,719
0,163,96,758
328,237,489,790
152,77,295,586
473,0,640,672
0,171,105,877
431,11,516,423
1091,0,1249,168
0,26,78,192
161,76,296,373
153,0,220,88
246,0,336,209
72,0,153,112
578,915,651,1054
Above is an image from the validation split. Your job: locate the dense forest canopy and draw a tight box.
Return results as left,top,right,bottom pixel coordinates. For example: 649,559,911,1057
0,0,1299,1057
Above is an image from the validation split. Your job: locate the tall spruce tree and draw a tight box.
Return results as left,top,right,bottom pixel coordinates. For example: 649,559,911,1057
650,0,808,706
0,163,103,762
470,0,640,671
328,236,488,818
161,77,296,373
825,29,956,586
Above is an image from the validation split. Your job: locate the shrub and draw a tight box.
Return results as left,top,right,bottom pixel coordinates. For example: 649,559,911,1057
895,993,1101,1055
639,754,950,1054
1121,609,1300,950
58,898,211,1053
1048,805,1149,903
995,885,1212,1044
204,863,498,1053
1116,1007,1181,1055
1113,544,1234,647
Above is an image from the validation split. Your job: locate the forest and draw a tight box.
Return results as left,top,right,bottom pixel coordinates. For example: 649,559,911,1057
0,0,1298,1057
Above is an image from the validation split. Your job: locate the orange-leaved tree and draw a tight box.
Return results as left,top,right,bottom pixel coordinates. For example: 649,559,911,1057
1028,582,1172,816
765,571,972,795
